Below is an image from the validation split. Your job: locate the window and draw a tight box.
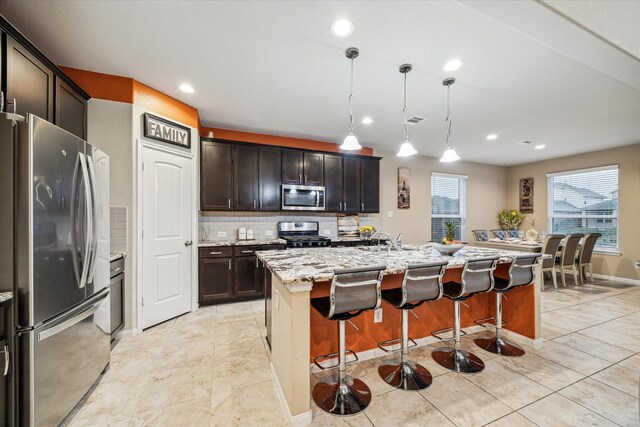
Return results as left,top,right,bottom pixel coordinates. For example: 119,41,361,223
431,173,467,242
547,165,618,252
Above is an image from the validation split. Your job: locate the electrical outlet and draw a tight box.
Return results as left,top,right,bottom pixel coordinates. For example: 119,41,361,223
217,231,227,238
265,230,273,237
635,260,640,269
323,229,331,236
275,290,280,310
374,308,383,323
387,211,393,218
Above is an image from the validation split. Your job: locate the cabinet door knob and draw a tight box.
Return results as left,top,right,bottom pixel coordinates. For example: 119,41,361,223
228,259,232,270
361,202,364,211
228,198,231,209
299,174,302,183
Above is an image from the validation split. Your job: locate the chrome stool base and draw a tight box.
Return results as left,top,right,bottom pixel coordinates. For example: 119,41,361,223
378,360,433,391
474,336,525,357
432,347,485,373
312,376,372,416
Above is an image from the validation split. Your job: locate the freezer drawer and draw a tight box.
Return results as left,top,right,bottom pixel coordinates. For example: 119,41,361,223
18,290,109,427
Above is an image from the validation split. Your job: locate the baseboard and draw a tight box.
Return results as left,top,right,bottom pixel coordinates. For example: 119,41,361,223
591,274,640,286
270,363,313,426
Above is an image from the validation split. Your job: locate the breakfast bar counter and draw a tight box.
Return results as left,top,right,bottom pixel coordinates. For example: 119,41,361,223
256,246,544,422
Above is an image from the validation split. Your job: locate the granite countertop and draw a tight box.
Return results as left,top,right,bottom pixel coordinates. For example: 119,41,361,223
0,292,13,303
110,252,127,262
198,239,286,247
256,245,549,288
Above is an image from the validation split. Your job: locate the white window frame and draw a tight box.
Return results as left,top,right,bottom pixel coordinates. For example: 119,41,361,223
431,172,467,242
546,164,619,254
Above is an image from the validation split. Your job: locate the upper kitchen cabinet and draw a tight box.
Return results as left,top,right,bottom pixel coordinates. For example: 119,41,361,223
55,77,87,139
233,145,259,210
201,139,233,210
258,147,281,210
281,149,324,186
0,19,90,137
342,156,361,213
323,154,342,212
360,158,380,213
4,34,54,121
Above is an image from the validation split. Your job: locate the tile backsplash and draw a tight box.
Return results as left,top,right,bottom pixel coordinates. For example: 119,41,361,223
199,212,377,241
110,206,128,253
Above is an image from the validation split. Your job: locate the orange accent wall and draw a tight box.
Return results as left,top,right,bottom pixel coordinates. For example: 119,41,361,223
309,264,536,362
58,67,199,129
201,126,374,156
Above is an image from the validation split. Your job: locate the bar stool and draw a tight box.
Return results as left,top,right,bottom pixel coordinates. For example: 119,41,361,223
431,257,499,373
377,261,448,390
474,254,541,356
311,265,386,416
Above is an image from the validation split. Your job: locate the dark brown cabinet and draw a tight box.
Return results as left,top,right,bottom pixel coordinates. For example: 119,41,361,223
324,154,343,212
233,145,259,210
282,150,324,186
199,256,234,304
4,34,54,121
282,149,304,184
109,258,125,340
360,158,380,213
199,244,284,305
342,156,361,213
201,139,233,210
259,147,281,210
54,77,87,139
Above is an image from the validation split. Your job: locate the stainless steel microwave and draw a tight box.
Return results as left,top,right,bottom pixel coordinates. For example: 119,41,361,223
281,184,326,211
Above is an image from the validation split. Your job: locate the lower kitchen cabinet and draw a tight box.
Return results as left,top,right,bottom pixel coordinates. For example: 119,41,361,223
199,244,284,305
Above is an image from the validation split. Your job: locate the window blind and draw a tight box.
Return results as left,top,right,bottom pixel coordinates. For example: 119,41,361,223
431,173,466,242
547,165,619,251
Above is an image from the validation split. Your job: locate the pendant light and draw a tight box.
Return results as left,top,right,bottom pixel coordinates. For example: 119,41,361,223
440,77,460,162
396,64,417,157
340,47,362,151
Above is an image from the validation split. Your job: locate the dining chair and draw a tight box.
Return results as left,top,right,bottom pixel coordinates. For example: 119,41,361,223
541,234,564,290
490,229,507,240
555,233,584,287
577,233,602,284
471,229,489,241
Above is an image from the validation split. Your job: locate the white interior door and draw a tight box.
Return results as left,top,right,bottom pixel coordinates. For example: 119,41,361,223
141,145,193,329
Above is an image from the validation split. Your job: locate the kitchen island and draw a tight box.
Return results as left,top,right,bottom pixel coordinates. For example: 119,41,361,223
256,246,543,423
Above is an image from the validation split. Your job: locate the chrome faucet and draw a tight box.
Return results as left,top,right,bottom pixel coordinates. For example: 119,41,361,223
396,233,403,251
373,231,395,252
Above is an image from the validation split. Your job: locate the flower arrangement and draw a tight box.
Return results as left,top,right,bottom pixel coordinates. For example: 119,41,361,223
497,209,526,230
359,225,376,238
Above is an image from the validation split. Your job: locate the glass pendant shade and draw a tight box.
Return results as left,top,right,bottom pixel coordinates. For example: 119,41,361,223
397,140,417,157
340,132,361,150
440,147,460,162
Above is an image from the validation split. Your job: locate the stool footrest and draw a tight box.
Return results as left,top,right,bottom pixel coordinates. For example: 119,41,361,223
313,349,359,371
377,337,417,353
431,327,466,342
473,316,507,329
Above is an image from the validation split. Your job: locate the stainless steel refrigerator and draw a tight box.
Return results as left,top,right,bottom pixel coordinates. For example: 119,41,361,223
0,113,111,426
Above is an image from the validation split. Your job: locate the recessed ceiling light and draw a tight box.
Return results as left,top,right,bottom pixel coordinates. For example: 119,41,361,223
486,134,498,140
179,83,194,93
361,117,373,125
330,18,354,37
442,59,464,72
534,144,546,150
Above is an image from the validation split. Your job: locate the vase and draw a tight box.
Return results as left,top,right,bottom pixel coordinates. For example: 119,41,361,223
525,228,539,242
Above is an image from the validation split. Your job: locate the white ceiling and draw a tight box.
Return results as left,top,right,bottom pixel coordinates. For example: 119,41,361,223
2,0,639,166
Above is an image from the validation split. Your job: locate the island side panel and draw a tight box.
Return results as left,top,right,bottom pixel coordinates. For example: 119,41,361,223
271,273,311,418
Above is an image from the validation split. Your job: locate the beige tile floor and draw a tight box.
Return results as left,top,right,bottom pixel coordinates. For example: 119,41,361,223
65,280,640,426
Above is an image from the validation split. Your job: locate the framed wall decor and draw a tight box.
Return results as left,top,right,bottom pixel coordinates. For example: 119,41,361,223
398,167,410,209
143,113,191,149
519,177,534,213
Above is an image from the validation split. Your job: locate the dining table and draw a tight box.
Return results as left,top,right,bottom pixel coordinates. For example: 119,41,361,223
471,238,546,253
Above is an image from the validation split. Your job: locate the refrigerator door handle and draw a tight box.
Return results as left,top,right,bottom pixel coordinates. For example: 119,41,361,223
78,153,93,289
70,153,83,288
86,154,99,284
0,344,8,376
37,303,98,342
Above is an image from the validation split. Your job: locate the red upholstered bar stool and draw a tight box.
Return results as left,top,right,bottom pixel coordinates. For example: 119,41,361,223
377,261,448,390
474,254,541,356
311,265,386,416
431,257,499,373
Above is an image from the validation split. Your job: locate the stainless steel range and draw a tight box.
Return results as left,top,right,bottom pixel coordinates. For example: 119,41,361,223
277,221,331,248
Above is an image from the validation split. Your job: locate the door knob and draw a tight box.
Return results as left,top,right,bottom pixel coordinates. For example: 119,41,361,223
185,240,193,247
